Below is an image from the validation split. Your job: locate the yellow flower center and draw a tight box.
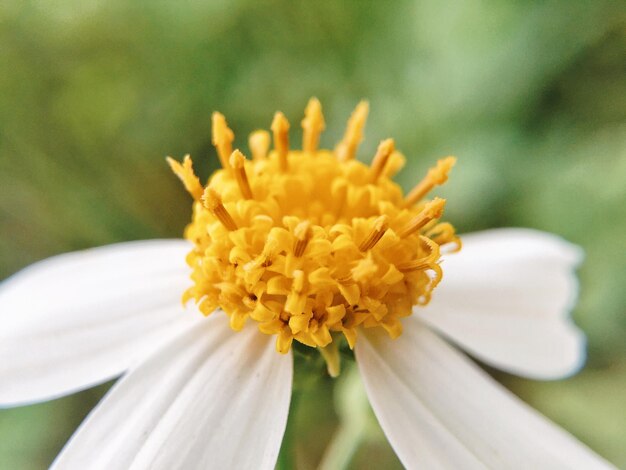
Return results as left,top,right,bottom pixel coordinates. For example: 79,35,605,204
168,98,460,356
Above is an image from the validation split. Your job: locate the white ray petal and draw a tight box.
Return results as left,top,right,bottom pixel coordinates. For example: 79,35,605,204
52,313,293,470
356,321,615,470
0,239,197,407
417,228,585,379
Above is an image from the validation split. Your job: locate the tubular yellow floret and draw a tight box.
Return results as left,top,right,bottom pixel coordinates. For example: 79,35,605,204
301,97,325,153
249,130,270,160
359,215,389,251
171,98,459,357
397,198,446,239
405,156,456,207
427,222,462,251
370,139,395,181
396,239,441,273
293,220,313,257
271,112,290,171
396,260,430,273
336,100,369,161
202,187,238,231
212,112,235,170
229,150,253,200
166,155,204,201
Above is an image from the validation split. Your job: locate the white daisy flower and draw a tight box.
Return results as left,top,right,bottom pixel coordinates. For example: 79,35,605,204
0,99,614,469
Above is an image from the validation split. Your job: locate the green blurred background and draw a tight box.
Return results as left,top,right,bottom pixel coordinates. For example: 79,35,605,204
1,0,625,468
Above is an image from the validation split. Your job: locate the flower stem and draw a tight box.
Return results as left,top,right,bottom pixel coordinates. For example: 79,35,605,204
276,388,301,470
318,364,370,470
317,420,365,470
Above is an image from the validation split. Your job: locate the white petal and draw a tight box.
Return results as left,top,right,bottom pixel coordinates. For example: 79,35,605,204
52,313,293,470
356,321,615,470
0,239,197,407
416,228,585,379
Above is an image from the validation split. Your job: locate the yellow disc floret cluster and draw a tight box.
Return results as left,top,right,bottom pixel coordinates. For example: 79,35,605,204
168,98,460,354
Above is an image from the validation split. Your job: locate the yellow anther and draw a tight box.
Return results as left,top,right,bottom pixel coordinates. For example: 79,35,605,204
359,215,389,251
211,112,235,170
293,220,313,257
271,112,290,171
301,97,325,153
249,237,280,271
396,260,431,273
404,156,456,207
370,139,395,182
292,270,305,292
397,198,446,239
242,294,257,310
229,150,253,200
336,273,356,285
202,187,238,231
427,222,462,251
336,100,369,161
248,130,270,160
166,155,204,201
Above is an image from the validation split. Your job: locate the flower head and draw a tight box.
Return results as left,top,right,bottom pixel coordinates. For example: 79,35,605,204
168,98,459,354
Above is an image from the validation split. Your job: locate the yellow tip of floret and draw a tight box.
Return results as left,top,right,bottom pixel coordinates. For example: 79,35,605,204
336,100,369,161
302,97,325,154
229,150,254,200
249,130,270,160
271,112,290,171
212,112,235,169
370,138,395,181
405,156,456,206
166,155,203,201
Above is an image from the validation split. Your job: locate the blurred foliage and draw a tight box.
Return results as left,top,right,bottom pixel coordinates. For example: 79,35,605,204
0,0,625,468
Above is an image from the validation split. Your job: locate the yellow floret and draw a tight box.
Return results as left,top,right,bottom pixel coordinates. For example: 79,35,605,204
170,97,460,354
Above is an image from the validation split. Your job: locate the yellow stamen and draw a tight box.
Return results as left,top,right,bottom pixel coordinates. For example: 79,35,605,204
336,100,369,161
259,238,279,267
202,187,238,231
404,156,456,206
293,220,313,257
336,273,356,286
396,237,441,273
359,215,389,251
301,97,325,153
229,150,253,200
396,260,430,273
370,139,395,182
427,222,462,251
211,112,235,170
166,155,204,200
271,112,290,171
248,130,270,160
397,198,446,239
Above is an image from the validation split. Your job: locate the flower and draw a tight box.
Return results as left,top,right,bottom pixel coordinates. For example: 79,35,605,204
0,99,614,469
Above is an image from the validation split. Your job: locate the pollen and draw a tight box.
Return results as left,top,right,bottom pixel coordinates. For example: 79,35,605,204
169,97,460,354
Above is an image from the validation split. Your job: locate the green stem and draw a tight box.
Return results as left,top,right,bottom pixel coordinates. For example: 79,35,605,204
317,364,370,470
317,422,365,470
276,389,301,470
